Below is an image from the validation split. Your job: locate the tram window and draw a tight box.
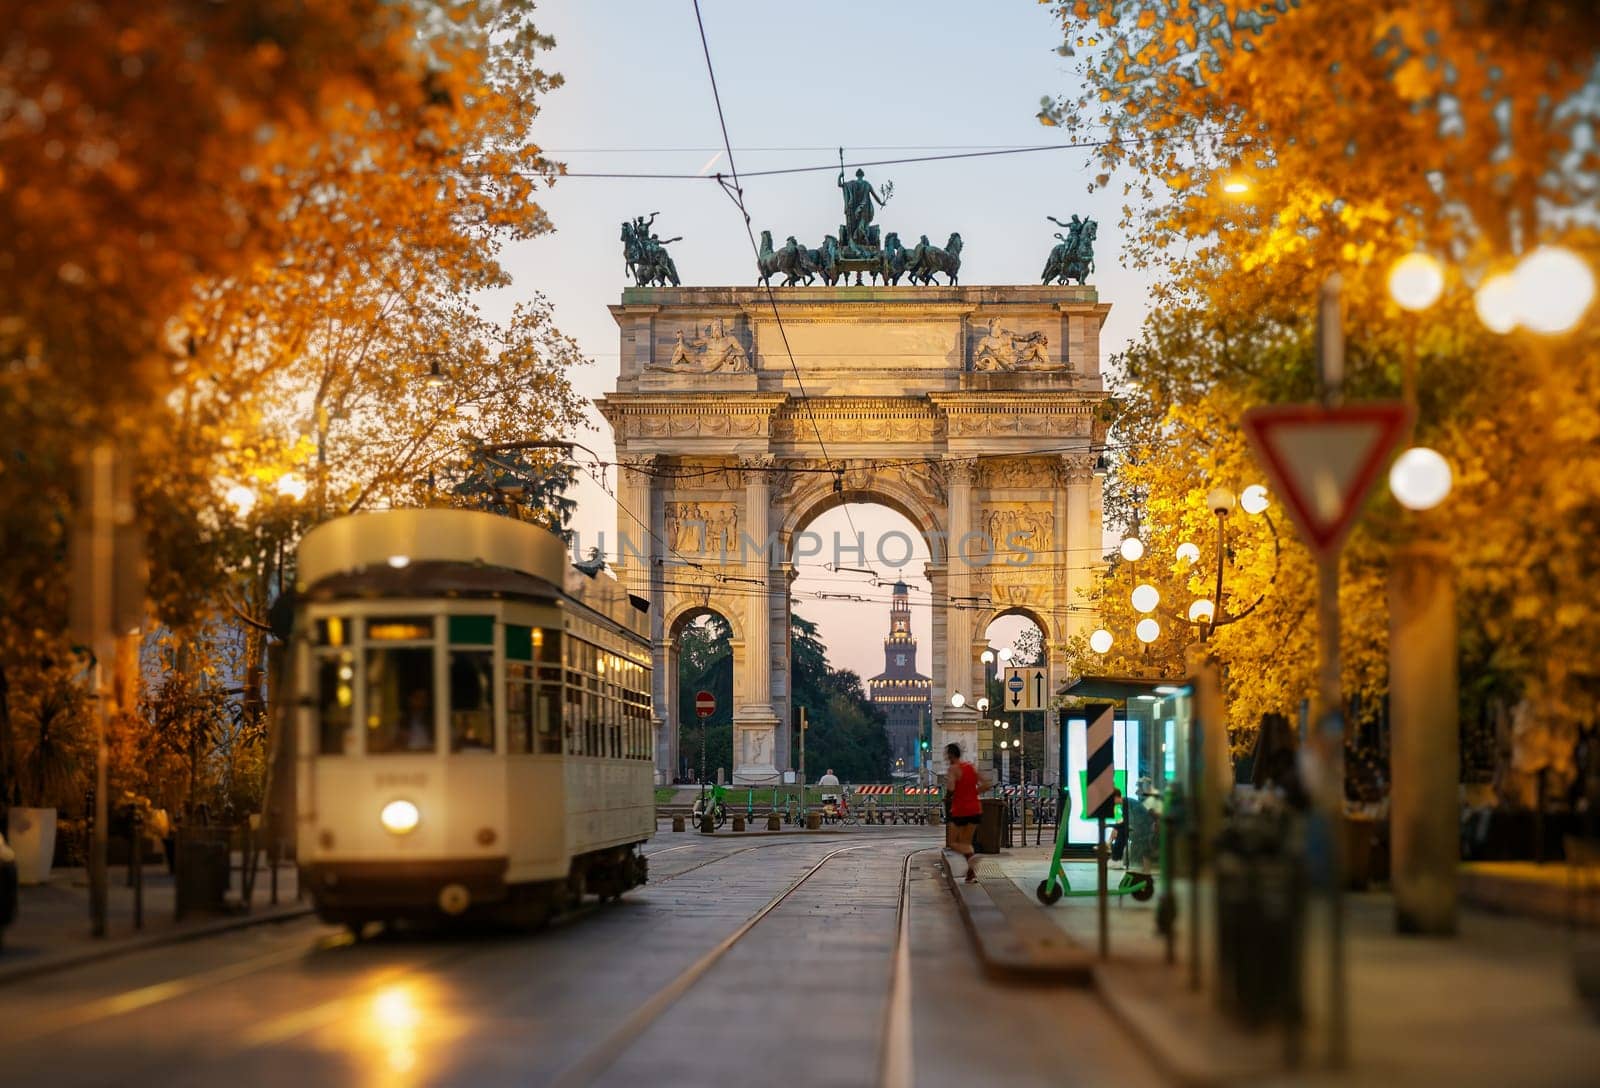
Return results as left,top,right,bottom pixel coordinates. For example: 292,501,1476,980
565,687,581,754
365,646,436,755
449,650,495,753
317,652,355,755
507,663,533,753
367,617,433,641
314,618,349,647
535,627,560,663
537,683,562,754
449,615,495,646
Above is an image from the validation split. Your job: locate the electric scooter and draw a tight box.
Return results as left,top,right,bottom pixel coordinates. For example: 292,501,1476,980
1035,787,1155,905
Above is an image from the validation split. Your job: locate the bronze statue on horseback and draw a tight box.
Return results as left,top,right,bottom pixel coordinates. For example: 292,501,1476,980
1040,213,1098,286
621,212,681,287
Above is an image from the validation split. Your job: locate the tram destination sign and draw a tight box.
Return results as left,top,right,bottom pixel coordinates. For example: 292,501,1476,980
694,690,716,719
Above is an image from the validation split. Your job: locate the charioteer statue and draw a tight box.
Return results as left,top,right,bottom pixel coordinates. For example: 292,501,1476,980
1040,213,1098,286
837,156,892,253
621,211,681,287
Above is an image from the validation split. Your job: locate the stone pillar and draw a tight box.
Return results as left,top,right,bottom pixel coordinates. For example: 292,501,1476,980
733,456,779,783
937,457,979,771
621,455,671,783
1389,540,1458,934
1061,453,1098,644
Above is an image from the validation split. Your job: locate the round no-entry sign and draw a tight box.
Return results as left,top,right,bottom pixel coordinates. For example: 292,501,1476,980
695,690,716,719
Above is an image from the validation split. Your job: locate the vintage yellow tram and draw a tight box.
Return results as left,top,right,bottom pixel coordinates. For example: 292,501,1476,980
291,508,654,928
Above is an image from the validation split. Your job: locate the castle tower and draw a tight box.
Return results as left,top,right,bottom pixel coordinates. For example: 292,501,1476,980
868,581,933,776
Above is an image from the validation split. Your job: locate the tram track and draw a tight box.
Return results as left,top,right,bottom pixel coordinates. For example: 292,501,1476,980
0,833,871,1052
547,837,929,1088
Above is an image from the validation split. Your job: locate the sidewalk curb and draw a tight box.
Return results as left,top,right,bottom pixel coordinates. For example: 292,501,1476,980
0,903,315,987
938,850,1094,984
656,826,933,838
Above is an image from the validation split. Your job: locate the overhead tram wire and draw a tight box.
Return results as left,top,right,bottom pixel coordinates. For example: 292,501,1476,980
432,128,1239,180
690,0,876,581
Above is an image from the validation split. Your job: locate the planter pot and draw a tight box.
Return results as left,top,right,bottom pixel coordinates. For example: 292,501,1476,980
10,807,58,886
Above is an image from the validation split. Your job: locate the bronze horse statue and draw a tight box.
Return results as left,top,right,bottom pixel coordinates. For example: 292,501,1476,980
906,232,964,286
757,230,812,287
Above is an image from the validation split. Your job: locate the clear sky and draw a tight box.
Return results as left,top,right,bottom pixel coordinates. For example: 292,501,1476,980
481,1,1147,681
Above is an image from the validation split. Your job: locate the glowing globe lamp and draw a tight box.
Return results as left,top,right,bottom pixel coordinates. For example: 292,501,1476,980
1389,447,1453,511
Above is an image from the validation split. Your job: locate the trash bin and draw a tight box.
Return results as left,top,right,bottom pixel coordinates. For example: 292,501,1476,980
175,828,230,919
974,798,1009,854
1214,809,1304,1030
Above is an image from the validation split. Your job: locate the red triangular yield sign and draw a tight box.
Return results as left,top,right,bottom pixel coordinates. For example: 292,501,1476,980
1241,402,1412,558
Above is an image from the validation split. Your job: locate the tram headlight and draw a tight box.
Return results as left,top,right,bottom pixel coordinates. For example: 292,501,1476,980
380,799,421,836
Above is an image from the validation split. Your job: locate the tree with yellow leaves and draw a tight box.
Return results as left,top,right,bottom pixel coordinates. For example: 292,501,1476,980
1048,1,1600,800
1,3,587,822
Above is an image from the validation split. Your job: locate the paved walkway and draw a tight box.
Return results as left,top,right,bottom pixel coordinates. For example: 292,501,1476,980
974,845,1600,1086
1,855,307,983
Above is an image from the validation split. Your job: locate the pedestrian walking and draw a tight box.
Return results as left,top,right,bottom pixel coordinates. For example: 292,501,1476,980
945,742,991,883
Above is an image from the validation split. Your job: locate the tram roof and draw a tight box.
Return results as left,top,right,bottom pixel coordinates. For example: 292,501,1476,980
298,508,569,588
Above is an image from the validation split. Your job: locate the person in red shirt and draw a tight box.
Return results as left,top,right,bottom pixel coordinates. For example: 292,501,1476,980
945,742,991,883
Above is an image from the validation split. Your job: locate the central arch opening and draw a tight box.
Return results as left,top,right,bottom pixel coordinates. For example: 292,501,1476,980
786,501,933,784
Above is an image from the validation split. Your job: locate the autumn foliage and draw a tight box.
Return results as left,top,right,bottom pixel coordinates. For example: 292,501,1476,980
1,2,583,818
1047,1,1600,798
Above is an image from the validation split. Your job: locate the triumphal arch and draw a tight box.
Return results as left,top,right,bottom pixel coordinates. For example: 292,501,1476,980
598,276,1110,784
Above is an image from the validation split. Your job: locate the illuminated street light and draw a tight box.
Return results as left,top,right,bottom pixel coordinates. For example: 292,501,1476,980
1387,252,1445,312
1119,536,1145,562
977,697,990,713
1188,599,1216,623
1510,245,1595,334
1136,618,1161,644
1089,628,1113,654
1389,447,1453,511
981,649,995,665
1131,583,1160,614
997,647,1014,664
225,483,256,518
949,691,966,708
276,473,308,501
1222,177,1250,195
1474,272,1519,334
1175,542,1201,564
1240,484,1270,515
424,358,448,390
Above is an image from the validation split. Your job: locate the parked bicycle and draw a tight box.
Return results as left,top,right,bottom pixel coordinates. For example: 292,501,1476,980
692,785,729,829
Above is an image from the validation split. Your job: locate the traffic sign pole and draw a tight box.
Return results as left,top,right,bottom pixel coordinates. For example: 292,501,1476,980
1241,319,1413,1069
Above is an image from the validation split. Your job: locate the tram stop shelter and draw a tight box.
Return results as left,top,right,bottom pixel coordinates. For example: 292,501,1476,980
1054,675,1197,852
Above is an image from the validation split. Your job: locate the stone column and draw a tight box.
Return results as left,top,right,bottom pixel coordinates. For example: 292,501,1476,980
733,455,779,783
620,455,671,783
937,457,979,771
1389,540,1458,934
1061,453,1098,643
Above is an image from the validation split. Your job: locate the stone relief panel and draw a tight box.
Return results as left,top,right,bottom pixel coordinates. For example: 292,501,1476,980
650,317,751,374
674,461,744,492
946,411,1093,438
737,725,773,767
770,404,944,445
664,501,739,556
625,412,766,439
980,457,1056,490
984,503,1055,556
970,318,1053,371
